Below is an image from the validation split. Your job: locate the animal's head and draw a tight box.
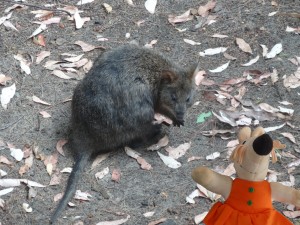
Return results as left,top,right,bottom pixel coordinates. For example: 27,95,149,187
230,126,286,181
158,65,199,124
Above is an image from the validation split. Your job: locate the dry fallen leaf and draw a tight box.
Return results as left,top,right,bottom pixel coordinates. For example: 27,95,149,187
22,203,33,213
29,24,47,38
260,44,268,57
145,0,157,14
0,74,12,85
283,210,300,219
211,33,228,38
144,40,158,48
95,215,130,225
56,139,68,156
36,51,50,64
236,38,252,54
165,142,191,159
103,3,112,13
32,95,51,106
75,40,98,52
95,167,109,180
148,218,167,225
241,55,259,66
1,83,16,109
198,0,216,17
183,39,201,45
49,171,61,186
280,132,296,144
77,0,95,5
10,148,24,161
0,187,14,196
206,152,220,160
199,47,227,56
147,135,169,151
125,147,152,170
44,152,58,176
143,211,155,218
91,153,110,170
186,189,202,204
0,156,12,165
157,152,181,169
111,169,121,182
168,10,193,25
265,43,283,59
74,190,92,201
0,169,7,177
39,111,51,118
194,211,209,224
209,61,230,73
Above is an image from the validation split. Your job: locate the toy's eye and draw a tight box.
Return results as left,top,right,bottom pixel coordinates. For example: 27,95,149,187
242,141,246,145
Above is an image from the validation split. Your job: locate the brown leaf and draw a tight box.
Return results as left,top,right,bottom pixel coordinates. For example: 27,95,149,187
56,139,68,156
148,218,167,225
236,38,253,54
33,34,46,47
36,51,50,64
165,142,191,159
49,171,61,186
136,157,152,170
198,0,216,17
280,132,296,144
0,74,12,85
0,156,12,165
44,152,58,176
75,40,105,52
111,169,121,182
147,135,169,151
32,95,51,106
91,153,110,170
168,10,193,25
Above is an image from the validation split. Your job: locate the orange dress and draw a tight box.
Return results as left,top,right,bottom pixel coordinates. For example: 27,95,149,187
203,178,293,225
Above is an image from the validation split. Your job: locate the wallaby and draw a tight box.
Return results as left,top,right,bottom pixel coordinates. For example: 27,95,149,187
50,44,199,223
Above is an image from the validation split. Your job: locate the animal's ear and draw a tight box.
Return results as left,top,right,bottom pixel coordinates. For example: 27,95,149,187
189,62,201,84
161,70,178,83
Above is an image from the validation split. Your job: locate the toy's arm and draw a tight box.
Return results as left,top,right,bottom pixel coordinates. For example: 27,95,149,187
192,166,232,199
270,182,300,207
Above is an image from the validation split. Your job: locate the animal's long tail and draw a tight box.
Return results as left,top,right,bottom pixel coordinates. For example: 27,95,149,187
50,153,90,224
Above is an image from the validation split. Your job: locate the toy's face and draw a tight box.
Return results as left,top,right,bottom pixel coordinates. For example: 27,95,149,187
234,137,270,181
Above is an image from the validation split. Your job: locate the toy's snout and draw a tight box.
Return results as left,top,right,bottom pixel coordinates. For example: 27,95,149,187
253,133,273,156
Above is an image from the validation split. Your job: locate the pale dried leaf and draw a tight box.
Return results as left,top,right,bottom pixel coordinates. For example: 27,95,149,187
211,33,228,38
280,133,296,144
286,26,300,34
75,40,96,52
198,0,216,17
83,60,93,73
165,142,191,159
3,21,18,31
0,187,14,196
91,153,110,170
56,139,68,156
39,111,51,118
197,183,221,201
187,156,203,162
278,106,294,115
29,24,47,38
64,54,84,63
32,95,51,105
0,74,12,85
278,101,293,106
148,218,167,225
223,52,237,60
168,10,193,25
49,172,61,186
241,55,259,66
95,167,109,180
111,169,121,182
283,210,300,219
74,190,92,201
199,47,227,56
36,51,50,64
259,103,279,113
157,152,181,169
236,115,252,126
0,169,7,177
209,61,230,73
126,0,134,6
144,40,157,48
186,189,201,204
265,43,283,59
268,11,278,16
60,167,72,173
206,152,220,160
147,135,169,151
22,203,32,213
10,148,24,161
236,38,252,54
0,156,12,165
96,215,130,225
0,198,4,208
183,39,201,45
1,83,16,109
145,0,157,14
136,157,152,170
222,163,235,176
260,44,268,57
77,0,95,5
212,111,237,127
143,211,155,217
5,4,23,13
283,74,300,89
194,70,206,86
37,17,61,25
154,113,172,125
28,186,37,198
264,123,285,132
194,212,209,224
103,3,112,13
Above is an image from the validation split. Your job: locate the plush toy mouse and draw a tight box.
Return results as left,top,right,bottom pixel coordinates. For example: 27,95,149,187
192,126,300,225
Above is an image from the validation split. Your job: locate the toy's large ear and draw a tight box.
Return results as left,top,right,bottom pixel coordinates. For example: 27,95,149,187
252,126,265,138
253,133,273,155
238,127,251,144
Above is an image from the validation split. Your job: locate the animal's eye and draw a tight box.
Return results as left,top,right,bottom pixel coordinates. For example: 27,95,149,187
242,141,246,145
171,93,177,102
186,96,191,103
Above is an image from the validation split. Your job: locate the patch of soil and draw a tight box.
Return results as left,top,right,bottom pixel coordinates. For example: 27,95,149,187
0,0,300,225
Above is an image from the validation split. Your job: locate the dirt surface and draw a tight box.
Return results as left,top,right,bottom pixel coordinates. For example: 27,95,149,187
0,0,300,225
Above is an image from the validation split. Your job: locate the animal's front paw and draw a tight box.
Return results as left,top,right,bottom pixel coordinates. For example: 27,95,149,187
173,118,184,127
